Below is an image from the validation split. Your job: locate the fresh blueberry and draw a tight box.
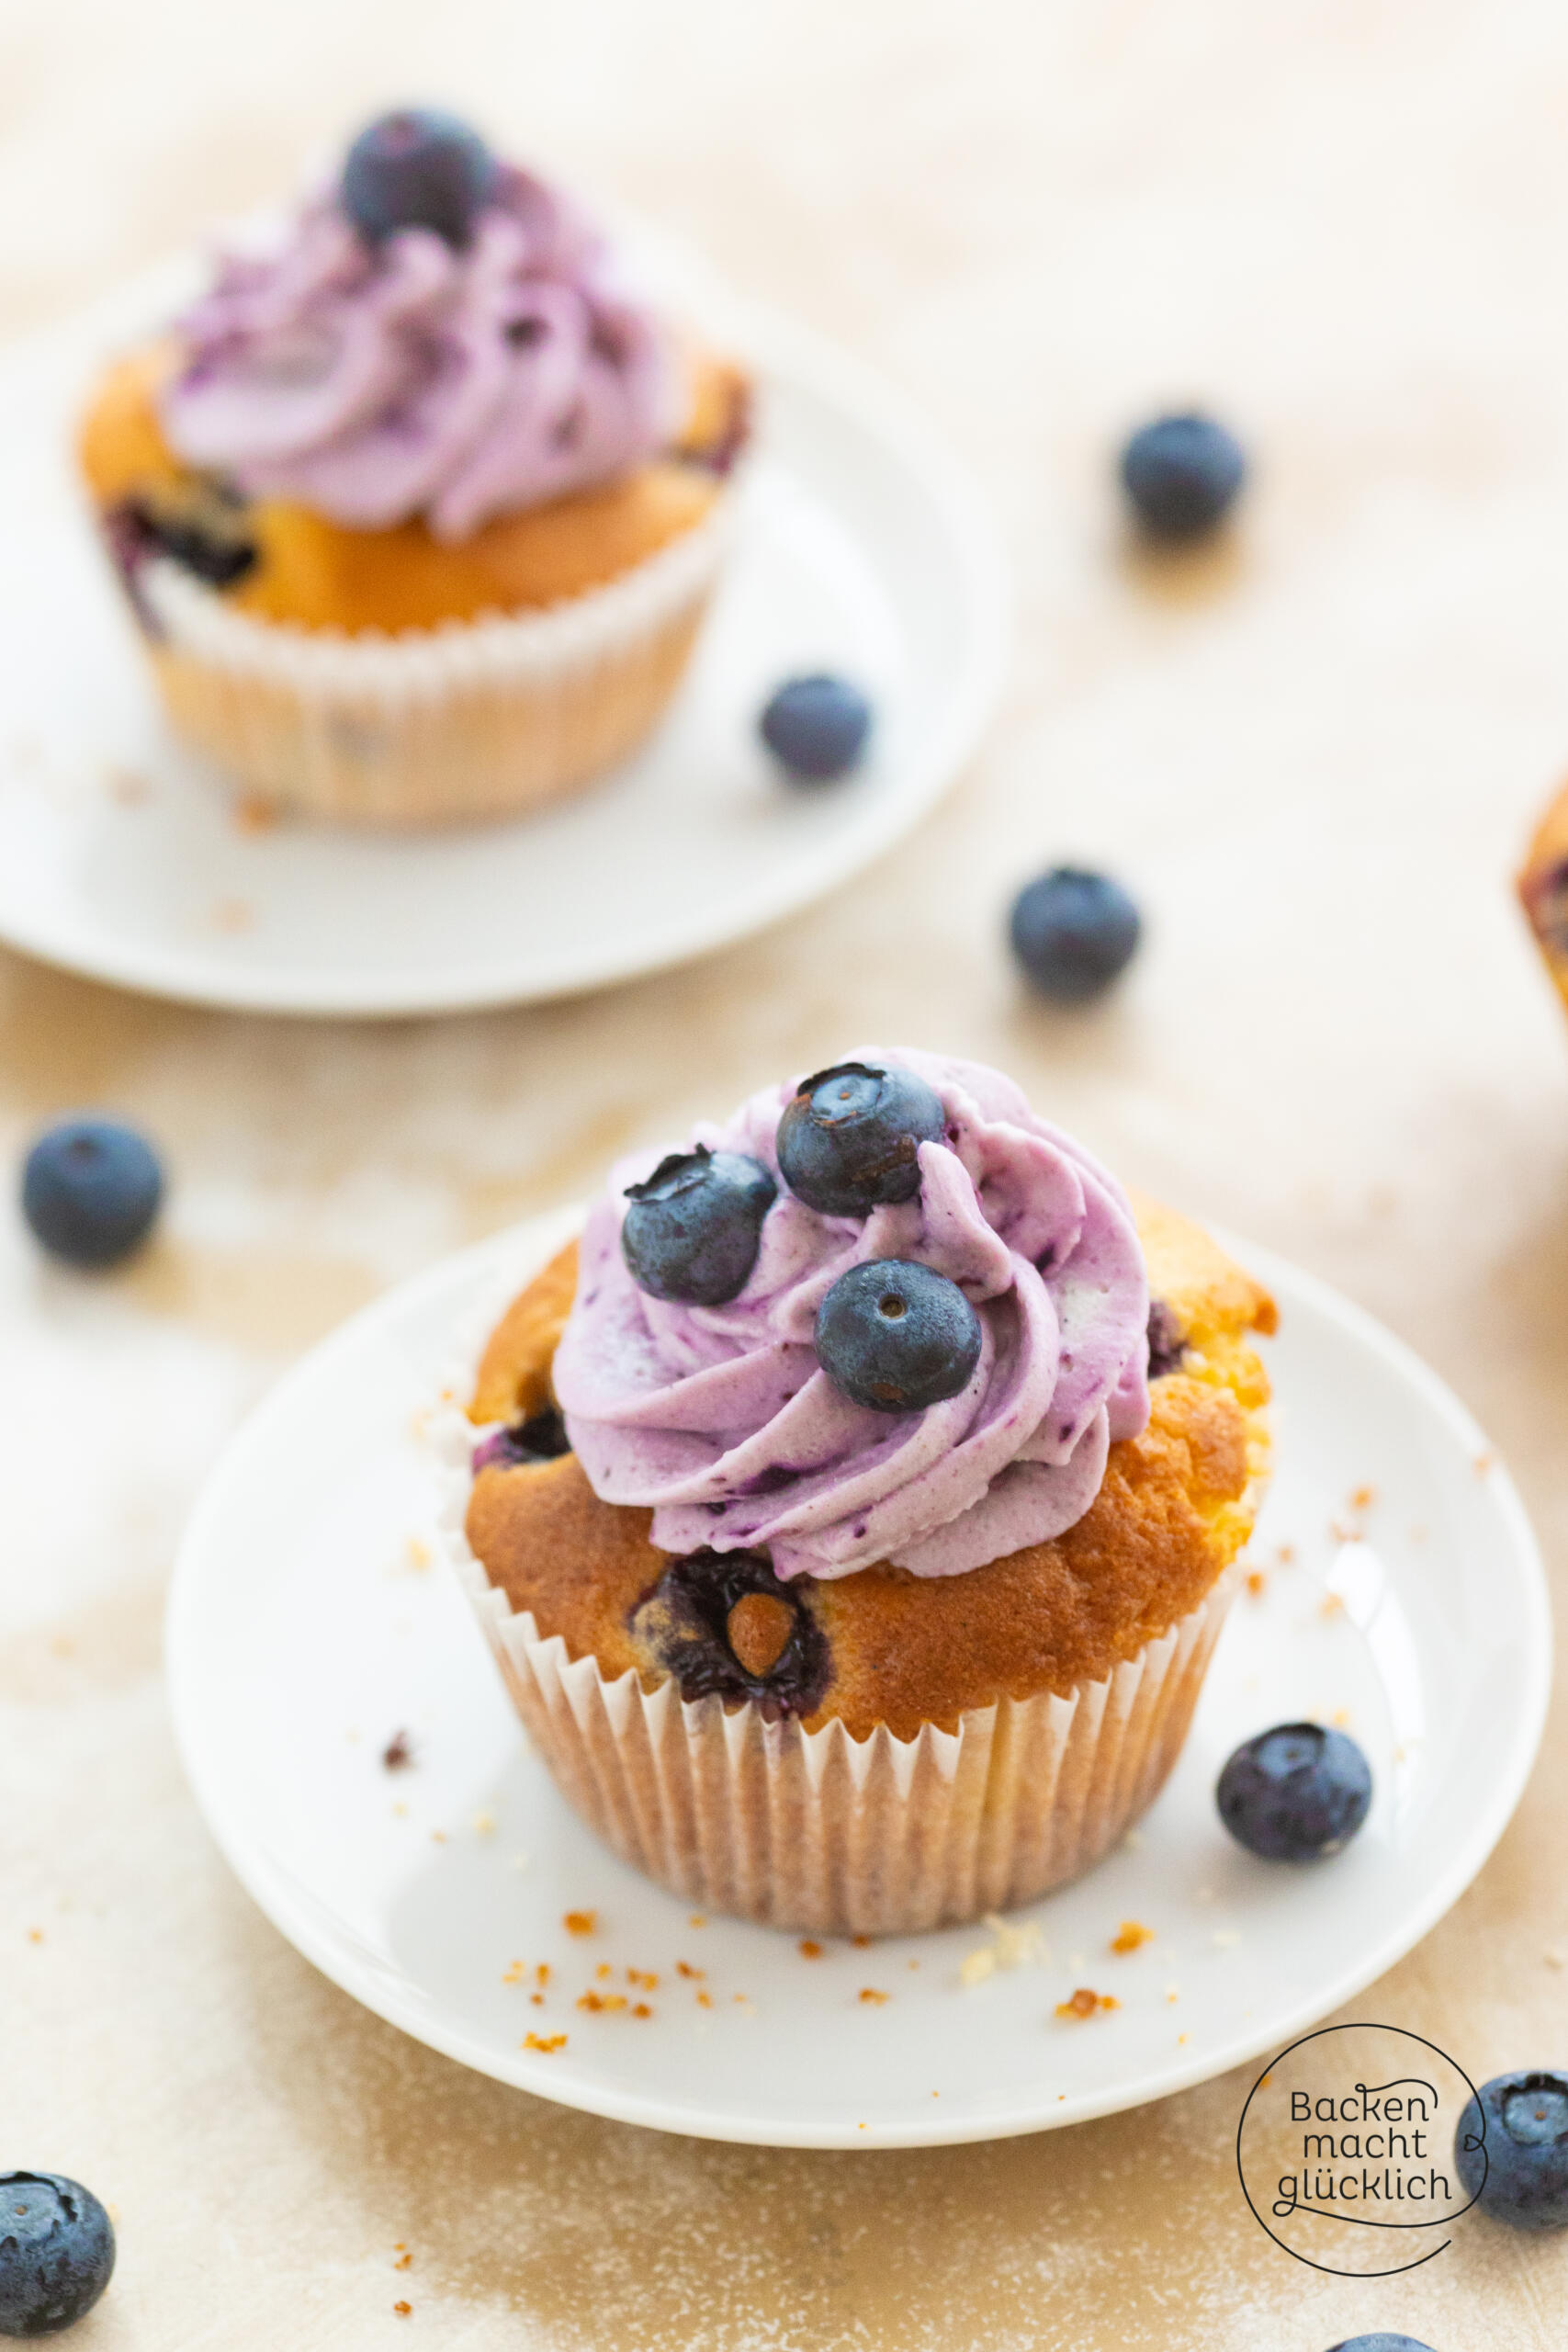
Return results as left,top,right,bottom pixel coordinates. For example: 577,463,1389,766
1120,412,1247,541
341,109,498,248
1324,2338,1437,2351
621,1148,776,1306
759,675,872,783
628,1549,829,1718
471,1407,571,1474
776,1061,945,1218
1455,2068,1568,2232
1010,867,1142,1004
0,2172,115,2337
816,1258,982,1413
21,1118,164,1269
1216,1722,1372,1860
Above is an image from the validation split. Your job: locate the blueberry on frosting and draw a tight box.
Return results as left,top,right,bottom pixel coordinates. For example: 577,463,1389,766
775,1061,946,1217
816,1260,982,1413
341,108,499,248
621,1147,776,1305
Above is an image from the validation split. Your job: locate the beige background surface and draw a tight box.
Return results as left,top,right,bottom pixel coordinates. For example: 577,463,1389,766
5,1,1568,2344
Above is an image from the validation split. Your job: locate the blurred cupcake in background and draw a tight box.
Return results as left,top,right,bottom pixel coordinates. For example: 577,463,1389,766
77,110,750,826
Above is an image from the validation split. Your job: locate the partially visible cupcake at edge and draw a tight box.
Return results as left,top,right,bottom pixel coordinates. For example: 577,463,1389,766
77,109,750,825
447,1050,1275,1935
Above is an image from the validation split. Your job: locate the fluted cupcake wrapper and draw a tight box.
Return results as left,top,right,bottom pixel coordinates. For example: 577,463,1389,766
435,1396,1237,1934
130,492,734,827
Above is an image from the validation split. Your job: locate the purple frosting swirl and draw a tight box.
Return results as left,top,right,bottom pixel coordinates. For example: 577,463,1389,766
550,1051,1151,1582
159,166,676,540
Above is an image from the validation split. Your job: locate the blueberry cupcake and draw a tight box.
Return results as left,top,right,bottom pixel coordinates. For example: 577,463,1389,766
77,111,749,826
446,1052,1274,1933
1519,780,1568,1015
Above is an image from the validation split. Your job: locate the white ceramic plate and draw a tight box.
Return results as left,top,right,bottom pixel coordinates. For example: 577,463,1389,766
0,262,1005,1018
166,1210,1551,2150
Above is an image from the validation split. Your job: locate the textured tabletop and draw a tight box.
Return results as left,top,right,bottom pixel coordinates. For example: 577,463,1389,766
5,2,1568,2345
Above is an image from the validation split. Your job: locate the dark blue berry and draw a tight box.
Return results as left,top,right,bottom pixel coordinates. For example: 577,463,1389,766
622,1148,776,1306
1216,1722,1372,1860
1010,867,1142,1003
1121,412,1247,540
22,1118,164,1269
471,1407,571,1474
776,1061,945,1218
0,2172,115,2337
816,1259,982,1414
1455,2068,1568,2232
759,675,872,783
1145,1298,1186,1378
1324,2338,1437,2351
341,109,498,249
628,1550,829,1717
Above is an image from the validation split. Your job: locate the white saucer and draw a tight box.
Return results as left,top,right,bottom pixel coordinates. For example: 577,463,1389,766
165,1209,1551,2149
0,265,1005,1017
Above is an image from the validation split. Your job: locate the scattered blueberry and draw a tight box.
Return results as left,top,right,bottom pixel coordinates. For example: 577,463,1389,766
815,1258,982,1413
758,675,872,783
628,1549,829,1717
471,1408,571,1474
621,1148,776,1306
1216,1723,1372,1860
21,1118,164,1270
0,2172,115,2337
341,108,498,248
1455,2068,1568,2232
1324,2338,1437,2352
1120,411,1247,541
776,1061,945,1218
1010,867,1142,1004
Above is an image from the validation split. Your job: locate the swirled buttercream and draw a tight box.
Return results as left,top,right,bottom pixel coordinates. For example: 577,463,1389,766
159,166,675,539
551,1051,1151,1581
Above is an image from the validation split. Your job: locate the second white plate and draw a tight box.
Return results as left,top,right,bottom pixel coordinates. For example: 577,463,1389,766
0,263,1005,1017
165,1211,1551,2149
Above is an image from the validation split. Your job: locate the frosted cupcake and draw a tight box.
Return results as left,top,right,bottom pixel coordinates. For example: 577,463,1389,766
77,110,749,826
449,1052,1274,1934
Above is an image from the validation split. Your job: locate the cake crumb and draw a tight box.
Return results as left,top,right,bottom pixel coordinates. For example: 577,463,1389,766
1246,1570,1268,1599
1055,1988,1117,2020
798,1939,824,1960
577,1991,627,2013
627,1969,659,1991
1165,1984,1180,2003
676,1961,705,1980
961,1910,1046,1988
1110,1920,1155,1955
393,2300,412,2317
391,1802,407,1818
392,2250,412,2273
430,1829,446,1844
1330,1707,1351,1729
382,1730,413,1770
232,793,279,835
27,1928,43,1945
406,1537,432,1572
1320,1592,1345,1620
1122,1827,1144,1852
695,1990,713,2008
633,2002,653,2019
1473,1450,1495,1476
858,1987,890,2006
1349,1485,1376,1511
688,1914,707,1928
1178,2031,1190,2045
594,1962,613,1981
472,1811,496,1837
523,2032,567,2053
563,1910,596,1937
502,1961,525,1986
1275,1543,1297,1567
851,1933,872,1948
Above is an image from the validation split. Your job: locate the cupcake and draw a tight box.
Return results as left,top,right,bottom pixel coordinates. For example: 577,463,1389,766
447,1052,1274,1934
77,110,749,826
1519,780,1568,1016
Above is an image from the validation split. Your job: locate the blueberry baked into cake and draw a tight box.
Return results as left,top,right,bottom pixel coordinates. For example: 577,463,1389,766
457,1050,1274,1933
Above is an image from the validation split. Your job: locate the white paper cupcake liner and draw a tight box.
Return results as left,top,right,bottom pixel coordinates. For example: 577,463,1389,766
135,491,735,826
434,1386,1239,1936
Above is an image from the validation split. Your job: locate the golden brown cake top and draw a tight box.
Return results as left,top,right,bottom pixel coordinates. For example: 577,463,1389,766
463,1199,1274,1740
